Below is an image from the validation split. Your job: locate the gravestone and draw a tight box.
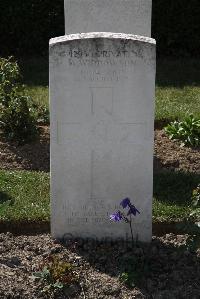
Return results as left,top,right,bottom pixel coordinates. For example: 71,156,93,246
50,32,156,242
64,0,152,37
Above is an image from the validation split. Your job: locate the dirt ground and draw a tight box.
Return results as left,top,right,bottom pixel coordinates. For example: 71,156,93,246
154,130,200,174
0,233,199,299
0,126,50,172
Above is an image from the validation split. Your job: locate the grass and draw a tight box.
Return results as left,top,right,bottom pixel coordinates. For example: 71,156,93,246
26,86,48,107
155,86,200,121
0,170,199,223
156,59,200,121
0,170,49,221
153,172,200,222
18,57,200,121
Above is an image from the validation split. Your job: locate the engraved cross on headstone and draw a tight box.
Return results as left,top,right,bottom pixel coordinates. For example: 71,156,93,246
57,87,147,200
57,87,147,147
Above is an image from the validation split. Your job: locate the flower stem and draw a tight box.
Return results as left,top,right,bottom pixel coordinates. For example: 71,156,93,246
129,214,134,247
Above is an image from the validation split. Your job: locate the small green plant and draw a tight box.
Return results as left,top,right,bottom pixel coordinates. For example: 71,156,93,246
0,57,38,143
0,95,38,143
33,255,79,294
164,115,200,147
190,183,200,223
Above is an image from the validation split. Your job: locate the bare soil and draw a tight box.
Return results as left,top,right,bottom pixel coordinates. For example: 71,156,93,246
154,130,200,174
0,126,50,172
0,233,199,299
0,126,199,174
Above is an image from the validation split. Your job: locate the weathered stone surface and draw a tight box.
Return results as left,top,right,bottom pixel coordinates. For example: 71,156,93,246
64,0,152,37
50,32,156,242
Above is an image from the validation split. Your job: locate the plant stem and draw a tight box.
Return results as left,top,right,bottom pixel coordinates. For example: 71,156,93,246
129,214,134,247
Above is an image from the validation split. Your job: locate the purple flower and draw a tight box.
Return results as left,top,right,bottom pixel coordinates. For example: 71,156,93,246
120,198,131,209
110,211,123,222
127,204,140,216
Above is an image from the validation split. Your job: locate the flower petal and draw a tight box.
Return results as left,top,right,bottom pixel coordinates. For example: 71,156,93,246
120,198,131,209
110,211,122,222
127,205,140,216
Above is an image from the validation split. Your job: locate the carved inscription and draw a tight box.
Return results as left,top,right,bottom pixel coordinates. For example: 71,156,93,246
76,69,125,82
65,203,121,212
68,49,130,58
68,58,136,67
66,217,109,224
65,202,121,224
59,47,137,82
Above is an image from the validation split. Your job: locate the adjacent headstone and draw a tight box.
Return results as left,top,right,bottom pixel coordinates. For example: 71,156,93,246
50,32,156,242
64,0,152,37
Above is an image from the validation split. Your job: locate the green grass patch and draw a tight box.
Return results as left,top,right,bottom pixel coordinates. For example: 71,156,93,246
155,86,200,121
0,170,49,221
156,59,200,121
26,86,48,107
0,170,199,223
153,172,200,222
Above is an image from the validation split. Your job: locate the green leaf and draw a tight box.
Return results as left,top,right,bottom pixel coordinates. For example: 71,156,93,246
32,272,44,279
53,281,64,289
164,115,200,147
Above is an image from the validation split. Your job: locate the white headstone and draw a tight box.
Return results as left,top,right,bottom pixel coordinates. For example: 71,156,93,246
50,32,156,242
64,0,152,37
